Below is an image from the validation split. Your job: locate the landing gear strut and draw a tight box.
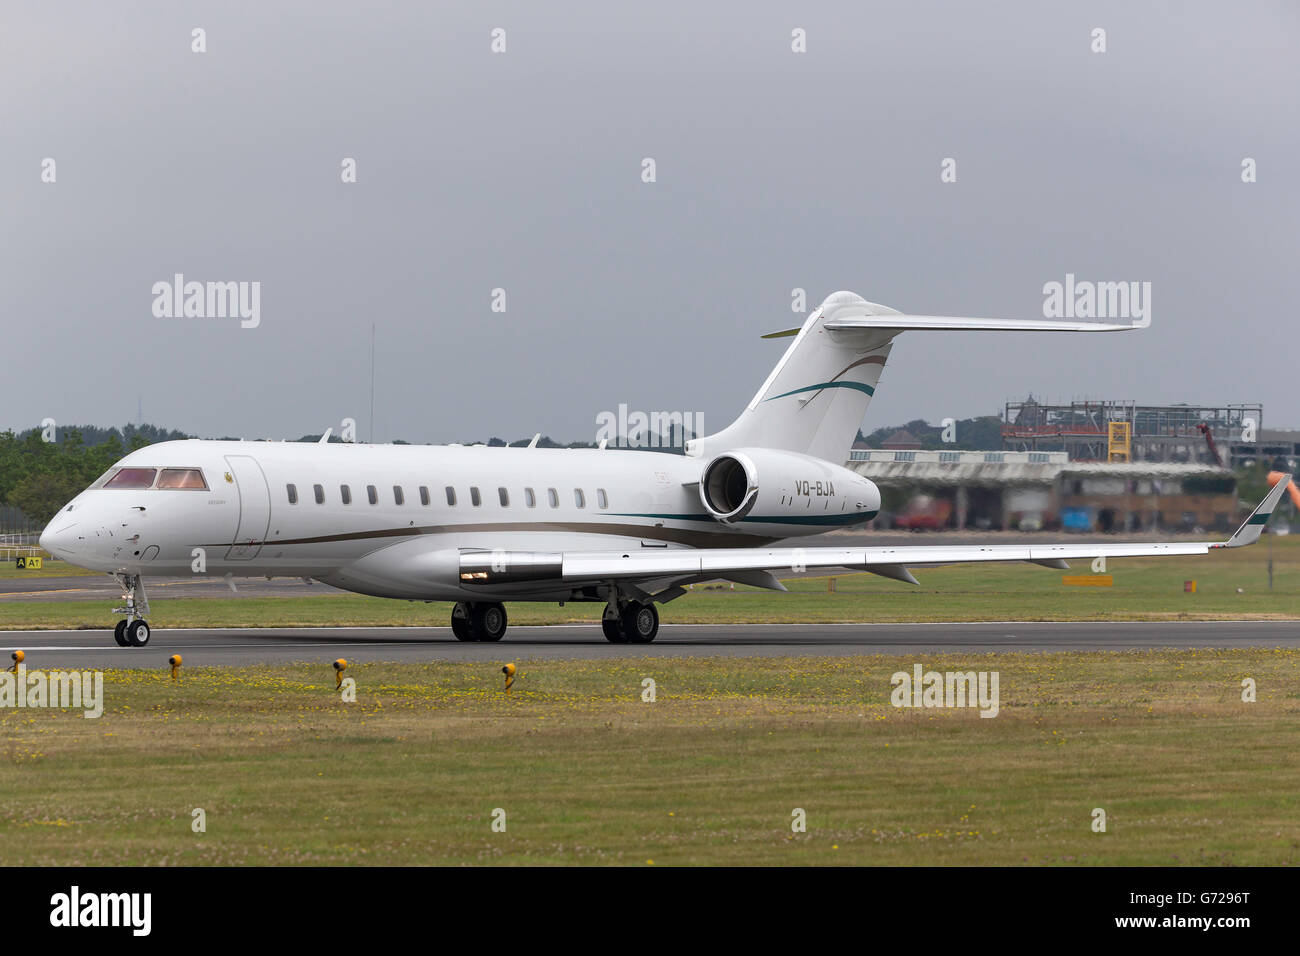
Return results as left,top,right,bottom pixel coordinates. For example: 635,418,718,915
602,599,659,644
112,573,151,647
451,601,508,642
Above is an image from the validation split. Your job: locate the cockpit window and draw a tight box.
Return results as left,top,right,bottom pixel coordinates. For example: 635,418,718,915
157,468,209,490
103,467,157,489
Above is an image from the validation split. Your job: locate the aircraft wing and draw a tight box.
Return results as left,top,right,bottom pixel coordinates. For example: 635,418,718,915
459,476,1291,592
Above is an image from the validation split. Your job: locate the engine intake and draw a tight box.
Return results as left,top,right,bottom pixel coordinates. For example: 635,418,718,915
697,448,881,533
700,453,758,522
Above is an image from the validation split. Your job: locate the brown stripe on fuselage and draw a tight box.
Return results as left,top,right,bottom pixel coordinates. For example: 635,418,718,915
206,520,777,550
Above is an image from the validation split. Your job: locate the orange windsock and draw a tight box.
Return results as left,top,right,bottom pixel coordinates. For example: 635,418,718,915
1267,472,1300,509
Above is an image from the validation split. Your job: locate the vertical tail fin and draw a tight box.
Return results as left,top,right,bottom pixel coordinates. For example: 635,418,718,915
687,291,897,463
687,289,1152,465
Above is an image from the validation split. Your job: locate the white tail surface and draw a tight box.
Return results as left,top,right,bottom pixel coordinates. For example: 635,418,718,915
688,292,898,463
688,290,1149,464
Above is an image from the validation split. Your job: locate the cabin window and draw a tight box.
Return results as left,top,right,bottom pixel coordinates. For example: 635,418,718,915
156,468,208,490
419,486,430,506
367,485,378,505
525,488,536,508
445,486,456,506
498,487,509,507
393,486,405,506
470,487,481,507
548,487,559,508
286,484,298,505
104,468,157,489
574,488,585,508
340,484,352,505
597,488,608,509
313,484,325,505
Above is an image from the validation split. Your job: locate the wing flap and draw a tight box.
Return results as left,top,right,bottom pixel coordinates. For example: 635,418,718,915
559,540,1215,582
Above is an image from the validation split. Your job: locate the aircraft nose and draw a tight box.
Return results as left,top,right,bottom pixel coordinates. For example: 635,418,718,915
39,520,77,555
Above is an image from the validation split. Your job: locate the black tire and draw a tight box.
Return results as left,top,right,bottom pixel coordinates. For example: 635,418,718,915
602,614,626,643
620,601,659,644
451,603,475,641
472,603,507,642
113,620,130,647
126,619,151,647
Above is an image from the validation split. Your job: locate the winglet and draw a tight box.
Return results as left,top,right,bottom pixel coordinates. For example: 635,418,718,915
1222,475,1292,548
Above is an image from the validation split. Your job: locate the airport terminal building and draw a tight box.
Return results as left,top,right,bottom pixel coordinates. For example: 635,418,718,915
846,449,1239,533
844,396,1300,533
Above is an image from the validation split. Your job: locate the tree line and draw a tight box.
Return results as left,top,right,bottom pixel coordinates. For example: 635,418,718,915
0,425,193,528
0,424,649,528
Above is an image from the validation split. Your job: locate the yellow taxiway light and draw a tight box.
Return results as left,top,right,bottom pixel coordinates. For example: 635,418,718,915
9,650,24,672
502,662,516,692
169,654,183,680
333,658,348,689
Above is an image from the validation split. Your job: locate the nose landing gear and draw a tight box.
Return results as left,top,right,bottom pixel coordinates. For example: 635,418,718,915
111,573,151,647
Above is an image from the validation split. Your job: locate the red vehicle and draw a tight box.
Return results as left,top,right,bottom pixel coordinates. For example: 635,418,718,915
892,495,953,531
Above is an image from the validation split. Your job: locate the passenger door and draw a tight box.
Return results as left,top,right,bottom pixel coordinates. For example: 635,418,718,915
225,455,271,560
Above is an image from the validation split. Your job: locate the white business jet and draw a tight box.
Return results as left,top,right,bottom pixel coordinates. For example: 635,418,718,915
39,291,1290,647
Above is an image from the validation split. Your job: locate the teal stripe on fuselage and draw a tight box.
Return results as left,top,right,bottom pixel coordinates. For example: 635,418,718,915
742,511,878,526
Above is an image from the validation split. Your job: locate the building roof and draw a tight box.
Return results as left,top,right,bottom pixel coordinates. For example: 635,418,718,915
880,429,922,449
846,449,1230,487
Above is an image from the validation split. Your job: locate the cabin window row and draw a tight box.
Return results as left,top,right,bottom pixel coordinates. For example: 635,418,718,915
284,483,610,510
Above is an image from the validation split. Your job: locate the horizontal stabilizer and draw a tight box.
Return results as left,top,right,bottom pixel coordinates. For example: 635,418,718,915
822,314,1149,333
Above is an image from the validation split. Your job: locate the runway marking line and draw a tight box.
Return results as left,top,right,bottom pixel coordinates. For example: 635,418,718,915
0,619,1291,636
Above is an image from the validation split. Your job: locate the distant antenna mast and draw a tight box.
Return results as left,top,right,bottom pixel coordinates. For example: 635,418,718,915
369,323,375,443
137,394,142,425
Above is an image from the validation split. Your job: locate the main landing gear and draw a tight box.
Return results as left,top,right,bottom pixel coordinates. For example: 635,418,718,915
447,598,659,644
111,573,152,647
602,600,659,644
451,601,508,642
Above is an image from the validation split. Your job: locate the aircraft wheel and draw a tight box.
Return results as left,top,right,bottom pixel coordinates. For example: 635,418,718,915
620,601,659,644
602,613,626,643
126,619,151,647
451,603,475,641
472,602,508,642
113,620,130,647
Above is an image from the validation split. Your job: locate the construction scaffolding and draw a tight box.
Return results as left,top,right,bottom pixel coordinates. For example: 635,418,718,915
1107,421,1131,463
1003,398,1262,464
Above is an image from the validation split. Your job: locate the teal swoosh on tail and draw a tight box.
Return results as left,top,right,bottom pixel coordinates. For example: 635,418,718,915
762,381,876,402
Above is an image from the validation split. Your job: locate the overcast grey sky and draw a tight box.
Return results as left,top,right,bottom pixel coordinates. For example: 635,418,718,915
3,1,1297,444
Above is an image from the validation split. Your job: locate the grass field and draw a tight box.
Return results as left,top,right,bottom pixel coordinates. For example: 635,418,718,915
1,650,1296,865
1,536,1297,628
0,559,98,580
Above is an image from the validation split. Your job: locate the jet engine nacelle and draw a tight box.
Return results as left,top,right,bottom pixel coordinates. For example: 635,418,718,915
697,448,880,533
